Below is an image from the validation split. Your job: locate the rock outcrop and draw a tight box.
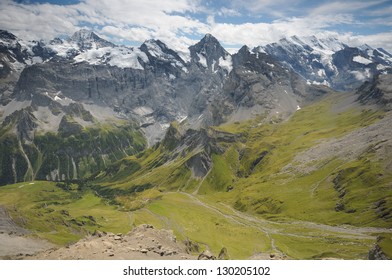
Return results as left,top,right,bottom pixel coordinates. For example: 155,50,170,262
26,224,195,260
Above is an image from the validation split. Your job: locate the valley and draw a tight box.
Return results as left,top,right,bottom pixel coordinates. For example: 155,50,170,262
1,90,391,259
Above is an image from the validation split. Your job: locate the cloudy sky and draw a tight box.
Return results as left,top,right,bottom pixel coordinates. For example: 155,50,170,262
1,0,392,52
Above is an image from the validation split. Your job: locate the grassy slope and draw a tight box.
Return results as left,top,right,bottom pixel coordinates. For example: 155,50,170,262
210,92,389,226
0,181,131,245
92,91,391,258
0,120,146,185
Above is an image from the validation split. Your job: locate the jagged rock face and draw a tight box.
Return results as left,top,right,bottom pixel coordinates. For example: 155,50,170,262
3,108,37,141
356,74,392,109
0,31,26,104
58,115,83,137
140,39,187,76
189,34,232,73
262,37,325,80
161,122,236,179
217,46,325,124
70,29,115,50
15,61,145,103
0,30,27,63
368,244,389,260
186,152,211,178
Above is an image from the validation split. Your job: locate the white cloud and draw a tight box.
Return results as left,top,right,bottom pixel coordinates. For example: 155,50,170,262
207,14,357,48
369,5,392,16
310,0,386,15
217,7,241,17
0,0,80,40
230,0,302,14
0,0,391,54
101,26,154,43
348,32,392,52
0,0,208,50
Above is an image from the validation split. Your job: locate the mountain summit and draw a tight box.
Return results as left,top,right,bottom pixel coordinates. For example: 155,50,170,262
189,34,232,72
69,29,116,49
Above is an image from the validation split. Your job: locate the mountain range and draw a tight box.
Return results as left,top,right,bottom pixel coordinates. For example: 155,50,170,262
0,29,391,259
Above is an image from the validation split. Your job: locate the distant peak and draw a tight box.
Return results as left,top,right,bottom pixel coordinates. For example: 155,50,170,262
144,39,165,48
71,29,97,40
201,33,219,43
238,45,250,53
192,33,225,51
0,30,18,41
70,29,115,48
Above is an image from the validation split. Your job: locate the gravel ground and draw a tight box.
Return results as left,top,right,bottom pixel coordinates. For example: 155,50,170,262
0,207,53,259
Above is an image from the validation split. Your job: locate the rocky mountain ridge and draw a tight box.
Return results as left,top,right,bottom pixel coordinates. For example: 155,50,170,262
259,35,392,90
0,29,391,186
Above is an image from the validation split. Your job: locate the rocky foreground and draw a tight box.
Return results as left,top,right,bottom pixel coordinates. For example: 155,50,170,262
22,224,195,260
5,223,286,260
0,204,282,260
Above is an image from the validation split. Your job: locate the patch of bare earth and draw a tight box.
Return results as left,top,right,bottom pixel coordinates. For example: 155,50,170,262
26,224,196,260
0,207,53,259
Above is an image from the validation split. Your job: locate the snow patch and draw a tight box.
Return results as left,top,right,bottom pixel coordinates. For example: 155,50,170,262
25,56,43,65
218,55,233,73
176,115,188,123
353,56,372,65
312,80,330,86
133,106,154,116
254,46,266,54
197,53,207,68
351,70,367,81
73,46,148,69
377,64,387,71
145,40,165,58
176,49,191,63
47,40,79,57
317,69,325,77
160,123,170,130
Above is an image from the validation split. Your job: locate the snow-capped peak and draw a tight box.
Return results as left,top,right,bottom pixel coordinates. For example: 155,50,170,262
142,39,172,59
70,29,95,41
303,36,346,52
0,30,18,44
140,39,188,72
189,34,231,72
69,29,115,50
